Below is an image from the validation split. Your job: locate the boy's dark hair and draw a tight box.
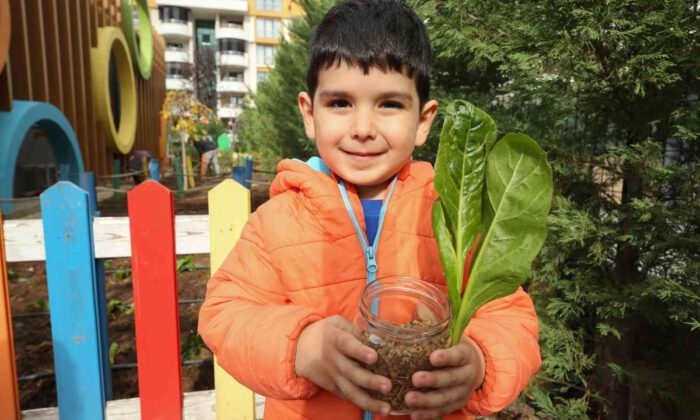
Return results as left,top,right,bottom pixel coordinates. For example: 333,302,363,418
307,0,432,106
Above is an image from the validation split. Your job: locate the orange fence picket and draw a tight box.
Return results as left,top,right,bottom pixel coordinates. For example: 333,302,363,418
0,212,20,420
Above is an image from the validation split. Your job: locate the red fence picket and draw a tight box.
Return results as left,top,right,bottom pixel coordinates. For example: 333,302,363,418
127,181,182,419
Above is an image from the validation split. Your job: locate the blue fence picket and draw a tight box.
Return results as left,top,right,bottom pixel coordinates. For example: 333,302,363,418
244,157,253,189
79,172,99,217
232,166,247,189
40,182,107,420
148,158,160,182
78,172,111,401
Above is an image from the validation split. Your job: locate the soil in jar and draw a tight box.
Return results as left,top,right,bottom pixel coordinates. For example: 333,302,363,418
361,320,450,414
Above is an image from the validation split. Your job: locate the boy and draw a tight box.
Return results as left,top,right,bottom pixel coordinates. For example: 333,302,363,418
198,1,541,419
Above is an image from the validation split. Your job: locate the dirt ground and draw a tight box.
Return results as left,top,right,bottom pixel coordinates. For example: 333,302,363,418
7,174,271,410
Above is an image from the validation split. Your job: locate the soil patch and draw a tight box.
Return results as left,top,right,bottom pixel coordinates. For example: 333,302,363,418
98,173,271,216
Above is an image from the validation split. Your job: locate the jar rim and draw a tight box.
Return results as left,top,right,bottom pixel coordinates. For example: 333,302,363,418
359,276,451,339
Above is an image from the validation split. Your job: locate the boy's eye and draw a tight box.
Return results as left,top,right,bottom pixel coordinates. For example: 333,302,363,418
329,99,351,108
381,101,404,109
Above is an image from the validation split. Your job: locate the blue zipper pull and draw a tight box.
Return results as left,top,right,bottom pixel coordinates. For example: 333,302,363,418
365,246,378,273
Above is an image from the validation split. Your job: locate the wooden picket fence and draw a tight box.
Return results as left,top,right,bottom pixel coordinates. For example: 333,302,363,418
0,179,260,419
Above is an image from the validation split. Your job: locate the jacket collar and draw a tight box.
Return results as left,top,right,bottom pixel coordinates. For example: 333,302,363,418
269,158,435,240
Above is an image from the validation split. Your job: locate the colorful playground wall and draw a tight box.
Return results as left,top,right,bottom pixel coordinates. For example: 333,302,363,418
0,0,167,208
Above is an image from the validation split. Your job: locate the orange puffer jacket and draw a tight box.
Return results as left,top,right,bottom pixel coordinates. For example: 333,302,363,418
198,159,541,420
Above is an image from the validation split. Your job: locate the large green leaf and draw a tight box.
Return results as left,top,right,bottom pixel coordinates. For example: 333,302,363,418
452,133,553,341
432,101,497,312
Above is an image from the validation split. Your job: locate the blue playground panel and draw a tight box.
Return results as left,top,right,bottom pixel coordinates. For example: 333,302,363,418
0,101,85,214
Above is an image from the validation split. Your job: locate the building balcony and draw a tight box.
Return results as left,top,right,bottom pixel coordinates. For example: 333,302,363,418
217,26,247,41
166,77,193,91
165,49,189,63
217,52,248,68
158,21,191,39
218,106,243,119
159,0,247,13
217,80,248,94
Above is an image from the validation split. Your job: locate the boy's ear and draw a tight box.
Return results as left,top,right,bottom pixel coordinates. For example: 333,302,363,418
415,99,439,147
298,92,316,140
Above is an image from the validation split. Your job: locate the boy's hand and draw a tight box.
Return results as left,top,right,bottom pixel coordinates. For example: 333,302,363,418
405,336,485,420
295,315,392,416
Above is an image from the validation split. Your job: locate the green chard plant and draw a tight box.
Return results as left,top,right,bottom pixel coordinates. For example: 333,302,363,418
432,100,554,345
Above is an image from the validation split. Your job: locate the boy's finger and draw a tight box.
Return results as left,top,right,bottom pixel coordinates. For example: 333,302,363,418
411,365,472,389
404,386,469,410
338,359,392,395
429,340,472,367
335,330,378,364
336,376,391,416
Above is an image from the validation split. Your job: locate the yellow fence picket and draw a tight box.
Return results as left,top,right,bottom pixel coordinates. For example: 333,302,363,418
186,155,196,188
208,180,255,419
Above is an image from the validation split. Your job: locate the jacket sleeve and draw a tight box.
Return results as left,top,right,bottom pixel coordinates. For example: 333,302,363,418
461,287,541,415
197,211,324,399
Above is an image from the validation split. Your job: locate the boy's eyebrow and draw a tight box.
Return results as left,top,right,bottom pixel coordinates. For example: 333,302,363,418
317,90,350,99
318,90,414,102
378,91,414,103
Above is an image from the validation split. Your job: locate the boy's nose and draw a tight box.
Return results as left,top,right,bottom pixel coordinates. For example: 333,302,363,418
350,110,376,141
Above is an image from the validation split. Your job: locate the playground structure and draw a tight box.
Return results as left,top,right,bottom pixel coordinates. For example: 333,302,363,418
0,0,167,214
1,179,259,419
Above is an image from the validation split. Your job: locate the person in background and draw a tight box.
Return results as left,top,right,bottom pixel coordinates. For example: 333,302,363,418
193,137,220,177
127,149,152,185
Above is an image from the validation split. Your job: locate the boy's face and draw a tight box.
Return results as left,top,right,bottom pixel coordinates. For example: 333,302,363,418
298,62,438,199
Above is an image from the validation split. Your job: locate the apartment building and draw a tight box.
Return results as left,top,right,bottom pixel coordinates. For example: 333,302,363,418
151,0,302,127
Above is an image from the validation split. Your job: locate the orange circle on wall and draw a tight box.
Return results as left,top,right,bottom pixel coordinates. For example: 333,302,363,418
0,0,10,72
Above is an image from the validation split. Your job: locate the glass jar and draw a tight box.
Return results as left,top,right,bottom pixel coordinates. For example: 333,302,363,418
354,276,451,415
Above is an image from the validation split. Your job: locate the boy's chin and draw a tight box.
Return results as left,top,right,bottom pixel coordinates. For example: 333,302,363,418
341,174,394,188
333,163,408,187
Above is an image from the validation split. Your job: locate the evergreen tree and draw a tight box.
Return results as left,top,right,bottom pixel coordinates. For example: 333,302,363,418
194,46,217,111
420,1,700,418
238,0,337,169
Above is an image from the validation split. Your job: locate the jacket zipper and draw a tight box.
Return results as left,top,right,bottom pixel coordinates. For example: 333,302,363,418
337,176,398,420
338,176,397,281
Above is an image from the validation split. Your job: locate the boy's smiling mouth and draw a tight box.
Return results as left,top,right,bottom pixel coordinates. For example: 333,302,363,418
342,150,385,158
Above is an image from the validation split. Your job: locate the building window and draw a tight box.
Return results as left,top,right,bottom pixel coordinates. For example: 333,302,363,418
219,39,246,55
159,6,189,23
257,71,269,83
166,42,184,51
166,63,184,78
224,71,244,82
256,45,276,66
256,0,282,12
202,34,211,46
229,96,244,107
256,19,281,39
221,17,244,28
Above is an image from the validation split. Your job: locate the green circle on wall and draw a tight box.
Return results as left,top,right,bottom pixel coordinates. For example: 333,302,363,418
122,0,153,80
217,134,231,151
